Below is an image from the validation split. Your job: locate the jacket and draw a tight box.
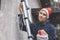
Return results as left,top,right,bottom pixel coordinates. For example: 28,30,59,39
30,20,56,40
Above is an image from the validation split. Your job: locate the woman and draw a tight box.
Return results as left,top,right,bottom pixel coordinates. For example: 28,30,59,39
30,8,56,40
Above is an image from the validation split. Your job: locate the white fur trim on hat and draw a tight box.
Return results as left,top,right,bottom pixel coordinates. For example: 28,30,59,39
41,8,49,19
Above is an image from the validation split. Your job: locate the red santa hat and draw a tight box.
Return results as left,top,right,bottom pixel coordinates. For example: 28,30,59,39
40,8,52,19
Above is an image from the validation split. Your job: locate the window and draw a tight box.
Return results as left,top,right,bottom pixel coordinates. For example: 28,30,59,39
50,0,60,8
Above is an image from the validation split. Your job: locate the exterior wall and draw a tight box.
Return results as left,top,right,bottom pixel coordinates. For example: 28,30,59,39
1,0,22,40
27,0,41,8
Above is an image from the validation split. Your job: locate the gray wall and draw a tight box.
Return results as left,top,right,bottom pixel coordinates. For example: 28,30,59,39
1,0,22,40
27,0,41,8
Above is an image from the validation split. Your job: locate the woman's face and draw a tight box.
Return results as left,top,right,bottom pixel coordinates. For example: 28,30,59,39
38,10,47,22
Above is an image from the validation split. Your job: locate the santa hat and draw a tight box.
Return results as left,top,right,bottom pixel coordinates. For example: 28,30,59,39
40,8,52,19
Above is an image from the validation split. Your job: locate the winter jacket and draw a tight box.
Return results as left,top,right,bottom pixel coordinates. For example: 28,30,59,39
30,20,56,40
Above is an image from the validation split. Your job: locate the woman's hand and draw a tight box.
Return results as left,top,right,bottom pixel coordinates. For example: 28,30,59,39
38,30,48,36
